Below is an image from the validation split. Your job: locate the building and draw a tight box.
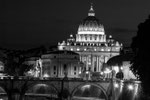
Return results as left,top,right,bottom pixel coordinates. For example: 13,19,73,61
58,4,122,73
41,50,82,78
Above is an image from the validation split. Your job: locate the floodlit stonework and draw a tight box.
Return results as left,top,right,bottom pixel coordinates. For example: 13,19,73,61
58,4,122,73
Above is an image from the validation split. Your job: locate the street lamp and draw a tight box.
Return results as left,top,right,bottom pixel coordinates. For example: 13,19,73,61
128,84,134,90
114,83,119,88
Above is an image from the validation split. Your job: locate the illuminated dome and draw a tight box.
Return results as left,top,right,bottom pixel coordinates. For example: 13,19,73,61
78,4,104,35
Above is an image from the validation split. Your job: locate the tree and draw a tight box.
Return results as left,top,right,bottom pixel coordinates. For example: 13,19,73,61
3,45,47,76
131,15,150,98
4,51,33,76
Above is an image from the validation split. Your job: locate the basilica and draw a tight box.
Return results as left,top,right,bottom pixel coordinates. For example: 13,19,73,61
58,4,122,73
23,4,125,79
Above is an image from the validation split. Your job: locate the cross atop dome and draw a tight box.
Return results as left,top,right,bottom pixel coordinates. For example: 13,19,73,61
88,3,95,16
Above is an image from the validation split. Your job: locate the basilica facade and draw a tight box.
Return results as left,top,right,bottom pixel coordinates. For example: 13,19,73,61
58,4,122,73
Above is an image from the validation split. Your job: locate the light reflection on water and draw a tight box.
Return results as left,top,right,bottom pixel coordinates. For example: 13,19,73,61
72,84,107,100
0,86,8,100
72,96,105,100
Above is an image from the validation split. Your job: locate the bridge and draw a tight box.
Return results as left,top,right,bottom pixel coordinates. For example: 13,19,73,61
0,76,140,100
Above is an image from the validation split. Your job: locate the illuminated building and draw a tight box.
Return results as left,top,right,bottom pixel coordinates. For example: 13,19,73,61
41,50,82,78
24,51,82,78
58,4,122,73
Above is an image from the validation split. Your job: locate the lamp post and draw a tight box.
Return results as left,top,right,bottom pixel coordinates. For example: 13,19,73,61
111,67,115,100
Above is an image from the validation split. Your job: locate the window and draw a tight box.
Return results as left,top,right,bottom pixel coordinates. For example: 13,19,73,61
74,56,77,59
90,36,92,40
95,36,97,40
74,72,76,75
85,37,87,40
63,47,65,50
94,67,96,72
74,66,76,71
54,66,56,71
64,64,67,70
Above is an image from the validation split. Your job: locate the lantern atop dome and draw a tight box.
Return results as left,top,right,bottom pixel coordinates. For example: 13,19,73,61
88,3,95,16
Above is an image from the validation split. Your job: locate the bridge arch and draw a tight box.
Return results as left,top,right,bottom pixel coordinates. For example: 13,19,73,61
24,83,59,100
0,86,8,100
71,82,108,100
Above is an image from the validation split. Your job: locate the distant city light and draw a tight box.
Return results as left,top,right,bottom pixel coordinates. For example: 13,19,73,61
79,71,81,74
82,85,91,89
43,73,49,78
104,68,111,74
128,84,134,90
113,66,119,73
120,67,123,70
114,83,119,88
86,71,89,74
100,72,104,75
101,48,104,51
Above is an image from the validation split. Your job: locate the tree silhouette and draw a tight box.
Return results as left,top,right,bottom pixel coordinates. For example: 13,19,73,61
131,15,150,98
3,45,47,76
4,51,33,76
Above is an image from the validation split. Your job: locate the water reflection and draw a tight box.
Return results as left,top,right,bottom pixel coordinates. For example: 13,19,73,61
0,87,7,100
72,84,107,100
24,84,58,100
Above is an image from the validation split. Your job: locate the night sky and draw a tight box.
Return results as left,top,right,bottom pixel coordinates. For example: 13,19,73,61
1,0,150,50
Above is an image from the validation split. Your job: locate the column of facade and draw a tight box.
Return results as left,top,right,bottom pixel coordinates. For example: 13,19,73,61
86,56,88,70
96,56,99,72
104,35,106,42
94,56,96,72
81,56,85,71
77,34,79,41
59,63,61,77
99,35,101,42
92,56,94,72
87,35,90,41
101,35,104,42
80,34,83,42
96,35,99,42
70,63,72,76
99,56,101,72
98,35,100,41
92,35,94,42
83,35,85,41
80,56,82,62
76,34,79,42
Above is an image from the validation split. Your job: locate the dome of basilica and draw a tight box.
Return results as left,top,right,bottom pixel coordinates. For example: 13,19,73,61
78,4,104,35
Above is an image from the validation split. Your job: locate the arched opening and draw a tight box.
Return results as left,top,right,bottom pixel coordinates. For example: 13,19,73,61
24,84,58,100
71,84,108,100
0,86,8,100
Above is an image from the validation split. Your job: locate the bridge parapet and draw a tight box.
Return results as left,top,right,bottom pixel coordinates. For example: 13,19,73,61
0,77,141,100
